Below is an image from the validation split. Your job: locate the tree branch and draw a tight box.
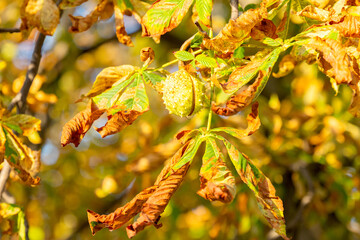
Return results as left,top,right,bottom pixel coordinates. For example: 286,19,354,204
230,0,239,20
0,28,21,33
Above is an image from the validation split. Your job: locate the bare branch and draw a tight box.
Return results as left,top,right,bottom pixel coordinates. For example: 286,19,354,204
0,28,21,33
230,0,239,20
0,162,11,201
7,33,46,113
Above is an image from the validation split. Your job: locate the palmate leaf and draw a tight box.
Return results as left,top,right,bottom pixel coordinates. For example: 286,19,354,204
212,134,288,240
141,0,194,42
142,71,166,92
61,67,150,147
198,138,236,203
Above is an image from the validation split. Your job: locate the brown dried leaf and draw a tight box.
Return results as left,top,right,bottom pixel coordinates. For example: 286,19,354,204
126,144,192,238
69,0,114,33
114,5,134,46
59,0,88,9
203,1,267,53
250,19,278,41
298,5,334,21
20,0,60,35
87,185,157,235
348,58,360,117
61,100,105,147
307,37,352,85
212,71,266,116
329,15,360,38
0,125,5,163
140,47,155,63
95,110,143,138
198,140,236,203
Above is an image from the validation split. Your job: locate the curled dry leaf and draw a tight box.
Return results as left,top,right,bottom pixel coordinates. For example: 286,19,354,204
273,54,297,78
203,1,267,53
20,0,60,35
198,139,236,203
212,71,266,116
298,5,334,21
329,15,360,38
114,5,134,46
61,100,105,147
126,157,190,238
140,47,155,63
250,19,278,41
87,142,192,236
87,186,157,235
307,37,352,85
95,110,142,138
69,0,114,33
221,137,288,240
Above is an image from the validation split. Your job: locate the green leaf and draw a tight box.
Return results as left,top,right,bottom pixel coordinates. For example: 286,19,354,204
211,134,288,240
195,54,217,68
244,3,258,11
2,122,23,135
3,114,41,136
201,138,220,174
172,136,204,171
142,0,194,41
142,71,165,93
233,46,245,59
174,51,195,61
278,0,292,39
262,37,282,46
268,0,290,20
92,74,136,109
113,73,149,113
17,210,26,240
224,47,282,94
195,0,212,27
190,33,203,48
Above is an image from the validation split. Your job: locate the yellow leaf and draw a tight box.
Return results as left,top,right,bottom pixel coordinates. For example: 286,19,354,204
21,0,60,35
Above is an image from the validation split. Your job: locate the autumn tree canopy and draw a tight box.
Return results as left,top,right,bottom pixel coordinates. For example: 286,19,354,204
0,0,360,239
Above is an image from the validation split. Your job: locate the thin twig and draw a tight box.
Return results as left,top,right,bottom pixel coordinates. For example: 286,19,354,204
230,0,239,20
7,33,46,113
0,163,11,201
0,28,21,33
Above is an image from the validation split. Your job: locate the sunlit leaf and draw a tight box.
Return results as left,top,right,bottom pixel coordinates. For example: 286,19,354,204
198,138,236,203
3,127,40,186
86,65,137,98
87,185,157,235
194,0,212,27
142,71,166,93
174,51,195,61
20,0,60,35
141,0,194,42
195,54,217,68
213,134,288,240
203,1,267,53
3,115,41,137
61,100,105,147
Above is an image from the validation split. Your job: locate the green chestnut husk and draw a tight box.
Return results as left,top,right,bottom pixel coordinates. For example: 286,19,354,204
163,69,207,117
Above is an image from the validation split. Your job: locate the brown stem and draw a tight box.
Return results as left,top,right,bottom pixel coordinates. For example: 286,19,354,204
7,33,46,113
230,0,239,20
0,163,11,201
0,28,21,33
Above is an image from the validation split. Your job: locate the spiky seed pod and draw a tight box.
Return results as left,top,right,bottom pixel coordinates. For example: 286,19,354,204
163,69,206,117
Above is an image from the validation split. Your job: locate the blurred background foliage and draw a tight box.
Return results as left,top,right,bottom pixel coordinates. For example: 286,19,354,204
1,0,360,239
